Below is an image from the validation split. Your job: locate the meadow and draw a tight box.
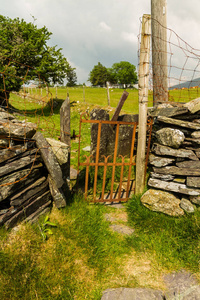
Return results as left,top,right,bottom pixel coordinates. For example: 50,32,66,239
0,86,199,299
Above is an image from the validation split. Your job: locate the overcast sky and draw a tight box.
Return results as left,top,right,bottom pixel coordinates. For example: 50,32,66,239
1,0,200,85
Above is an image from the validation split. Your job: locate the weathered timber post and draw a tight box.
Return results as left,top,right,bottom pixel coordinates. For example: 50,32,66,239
83,84,86,102
55,86,58,99
151,0,168,105
135,14,151,195
110,90,129,126
106,81,111,106
60,97,71,180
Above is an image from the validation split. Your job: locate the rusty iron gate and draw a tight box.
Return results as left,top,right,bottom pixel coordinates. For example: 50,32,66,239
77,113,153,203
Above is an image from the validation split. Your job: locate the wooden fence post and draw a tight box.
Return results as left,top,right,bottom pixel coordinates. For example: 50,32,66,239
135,14,151,195
83,84,85,102
60,97,71,180
151,0,168,105
106,82,110,106
110,90,129,126
55,86,58,99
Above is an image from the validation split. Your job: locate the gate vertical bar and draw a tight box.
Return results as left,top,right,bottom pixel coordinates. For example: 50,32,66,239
126,122,137,199
93,122,102,200
118,156,125,200
135,14,151,195
77,116,82,185
110,123,120,201
84,156,91,200
101,156,110,201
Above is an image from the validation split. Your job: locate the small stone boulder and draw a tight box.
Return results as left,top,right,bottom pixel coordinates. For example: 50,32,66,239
149,153,175,167
184,97,200,113
156,127,185,149
189,195,200,206
191,131,200,139
46,138,69,166
141,189,184,217
180,198,196,213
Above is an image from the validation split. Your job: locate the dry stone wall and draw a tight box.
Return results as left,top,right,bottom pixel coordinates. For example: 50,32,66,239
0,108,69,229
145,99,200,216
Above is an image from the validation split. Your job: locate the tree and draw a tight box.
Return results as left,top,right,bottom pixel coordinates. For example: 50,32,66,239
88,61,137,88
88,62,109,87
111,61,137,88
66,66,77,87
0,15,77,104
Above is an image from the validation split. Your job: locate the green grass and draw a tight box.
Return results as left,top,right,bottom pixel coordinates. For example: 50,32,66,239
126,195,200,272
0,196,132,300
1,194,199,299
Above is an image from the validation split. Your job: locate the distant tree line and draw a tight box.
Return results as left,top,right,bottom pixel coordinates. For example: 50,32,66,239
88,61,138,88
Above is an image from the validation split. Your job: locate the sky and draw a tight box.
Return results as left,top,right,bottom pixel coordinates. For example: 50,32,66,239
1,0,200,85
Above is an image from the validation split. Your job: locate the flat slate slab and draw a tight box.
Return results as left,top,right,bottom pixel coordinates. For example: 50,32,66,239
157,115,200,130
176,160,200,168
101,288,164,300
0,119,37,139
164,270,200,300
152,143,198,160
153,165,200,177
0,168,41,202
184,97,200,114
101,271,200,300
148,106,188,118
4,191,52,229
34,132,64,189
149,153,175,167
148,178,200,196
10,176,49,206
187,177,200,188
109,224,134,236
0,152,40,177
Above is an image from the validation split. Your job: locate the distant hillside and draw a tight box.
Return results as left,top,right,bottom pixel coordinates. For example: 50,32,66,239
169,77,200,90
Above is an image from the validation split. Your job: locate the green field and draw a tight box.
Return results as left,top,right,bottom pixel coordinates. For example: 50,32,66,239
9,86,200,168
9,85,200,138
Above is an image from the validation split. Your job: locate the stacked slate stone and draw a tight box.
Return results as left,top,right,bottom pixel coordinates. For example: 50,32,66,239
142,98,200,216
0,109,69,229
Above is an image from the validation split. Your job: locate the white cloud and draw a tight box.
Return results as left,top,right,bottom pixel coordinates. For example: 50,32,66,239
121,32,138,44
99,21,112,32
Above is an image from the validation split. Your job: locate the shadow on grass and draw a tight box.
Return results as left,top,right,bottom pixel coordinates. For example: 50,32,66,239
8,98,78,118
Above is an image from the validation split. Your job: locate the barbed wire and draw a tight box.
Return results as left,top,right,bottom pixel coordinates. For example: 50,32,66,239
1,19,200,191
138,17,200,103
0,56,64,190
0,54,57,140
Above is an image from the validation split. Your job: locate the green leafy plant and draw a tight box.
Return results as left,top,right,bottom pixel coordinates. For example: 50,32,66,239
38,215,57,241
